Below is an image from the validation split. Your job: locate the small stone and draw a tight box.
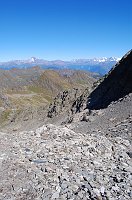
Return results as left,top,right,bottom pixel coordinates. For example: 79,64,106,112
78,191,84,198
51,191,60,199
100,186,105,195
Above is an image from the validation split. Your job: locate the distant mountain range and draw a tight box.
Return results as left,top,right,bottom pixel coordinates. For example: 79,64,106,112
0,56,120,75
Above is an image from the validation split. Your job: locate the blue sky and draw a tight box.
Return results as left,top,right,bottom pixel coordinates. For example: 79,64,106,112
0,0,131,61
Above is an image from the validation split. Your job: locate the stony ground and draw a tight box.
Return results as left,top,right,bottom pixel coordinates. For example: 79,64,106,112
0,93,132,200
71,93,132,141
0,112,131,200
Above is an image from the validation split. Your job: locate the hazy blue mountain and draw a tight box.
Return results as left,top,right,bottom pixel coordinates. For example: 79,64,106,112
0,57,120,75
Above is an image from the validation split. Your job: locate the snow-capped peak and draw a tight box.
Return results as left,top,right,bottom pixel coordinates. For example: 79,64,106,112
92,57,120,63
71,57,120,63
30,57,37,63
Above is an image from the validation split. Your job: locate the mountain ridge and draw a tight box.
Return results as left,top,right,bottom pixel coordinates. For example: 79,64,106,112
0,57,120,75
87,49,132,109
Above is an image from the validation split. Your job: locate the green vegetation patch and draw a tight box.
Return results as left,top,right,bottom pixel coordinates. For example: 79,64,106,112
0,99,3,107
0,109,11,124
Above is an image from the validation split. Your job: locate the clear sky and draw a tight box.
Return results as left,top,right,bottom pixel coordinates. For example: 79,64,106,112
0,0,131,61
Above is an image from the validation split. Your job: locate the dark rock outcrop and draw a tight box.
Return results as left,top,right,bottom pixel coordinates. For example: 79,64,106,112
47,89,82,118
87,50,132,109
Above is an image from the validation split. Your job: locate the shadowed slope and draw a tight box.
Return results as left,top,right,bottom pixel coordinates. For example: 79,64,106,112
87,50,132,110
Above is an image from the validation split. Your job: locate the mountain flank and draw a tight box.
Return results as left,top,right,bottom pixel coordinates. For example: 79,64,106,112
0,69,96,130
46,50,132,126
87,50,132,109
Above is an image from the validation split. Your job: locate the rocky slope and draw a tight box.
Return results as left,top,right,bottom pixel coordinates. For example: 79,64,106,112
0,111,131,199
